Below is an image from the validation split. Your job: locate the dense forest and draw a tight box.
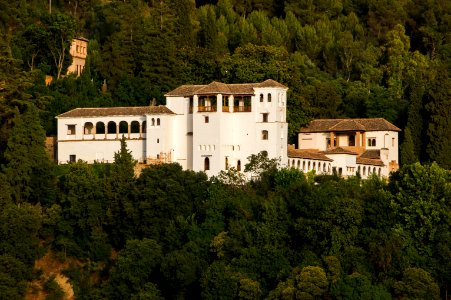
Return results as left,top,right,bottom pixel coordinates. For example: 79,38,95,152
0,0,450,299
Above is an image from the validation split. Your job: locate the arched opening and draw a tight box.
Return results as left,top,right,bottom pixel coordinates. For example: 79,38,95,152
313,162,316,170
260,94,264,102
378,168,381,176
237,160,241,171
84,122,94,134
151,118,155,126
363,166,366,176
96,122,105,134
107,121,116,134
373,167,376,174
357,166,361,175
303,161,306,170
119,121,128,134
204,157,210,171
142,121,147,133
157,118,160,126
297,160,300,169
268,93,272,102
308,161,311,170
131,121,140,133
323,163,326,172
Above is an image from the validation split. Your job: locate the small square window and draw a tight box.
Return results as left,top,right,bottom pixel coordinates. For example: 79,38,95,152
69,155,76,163
67,125,76,135
205,116,209,123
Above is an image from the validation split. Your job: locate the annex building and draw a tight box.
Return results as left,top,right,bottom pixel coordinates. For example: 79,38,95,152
56,80,400,178
288,118,400,178
56,79,288,177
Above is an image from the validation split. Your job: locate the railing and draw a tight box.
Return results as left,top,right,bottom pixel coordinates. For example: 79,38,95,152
198,106,217,112
222,106,230,112
233,106,252,112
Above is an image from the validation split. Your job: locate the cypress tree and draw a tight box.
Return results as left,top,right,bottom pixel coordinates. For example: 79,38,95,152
400,127,416,166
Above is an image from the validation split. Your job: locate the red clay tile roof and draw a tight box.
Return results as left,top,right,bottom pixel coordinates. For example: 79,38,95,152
165,79,287,96
300,118,401,132
322,147,358,155
57,106,175,118
288,148,333,161
356,157,384,166
360,149,381,159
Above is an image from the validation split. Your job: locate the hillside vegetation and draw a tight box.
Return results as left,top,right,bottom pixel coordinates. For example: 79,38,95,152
0,0,450,299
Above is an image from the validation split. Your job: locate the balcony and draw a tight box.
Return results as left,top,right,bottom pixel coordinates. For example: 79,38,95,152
198,106,217,112
233,106,252,112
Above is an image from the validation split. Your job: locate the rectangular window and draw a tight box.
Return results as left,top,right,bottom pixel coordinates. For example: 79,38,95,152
262,113,268,122
67,125,76,135
262,130,268,140
69,155,76,163
349,135,355,146
367,138,376,147
204,116,209,123
392,137,395,147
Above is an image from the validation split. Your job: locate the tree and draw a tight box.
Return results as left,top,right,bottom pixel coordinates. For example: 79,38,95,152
390,162,450,256
394,267,440,300
2,104,53,204
425,67,451,169
104,238,162,299
400,127,417,165
43,13,76,79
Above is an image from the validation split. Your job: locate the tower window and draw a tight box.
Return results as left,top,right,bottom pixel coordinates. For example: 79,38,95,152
268,93,272,102
204,157,210,171
67,125,76,135
262,130,268,140
205,116,209,123
262,113,268,122
260,94,264,102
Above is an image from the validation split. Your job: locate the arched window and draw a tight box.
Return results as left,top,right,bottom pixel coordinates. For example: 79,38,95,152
152,118,155,126
204,157,210,171
142,121,147,133
84,122,94,134
119,121,128,134
303,161,306,171
260,94,264,102
262,130,268,140
268,93,272,102
313,162,316,170
308,161,311,170
373,167,376,174
131,121,140,133
297,160,300,169
363,166,366,176
107,121,117,134
357,166,361,175
237,160,241,171
96,122,105,134
292,159,295,167
378,168,381,176
157,118,160,126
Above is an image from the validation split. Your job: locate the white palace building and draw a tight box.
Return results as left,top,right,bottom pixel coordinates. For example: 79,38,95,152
57,79,289,177
56,79,400,178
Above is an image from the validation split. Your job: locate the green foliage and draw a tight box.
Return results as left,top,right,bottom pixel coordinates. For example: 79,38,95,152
394,267,440,300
